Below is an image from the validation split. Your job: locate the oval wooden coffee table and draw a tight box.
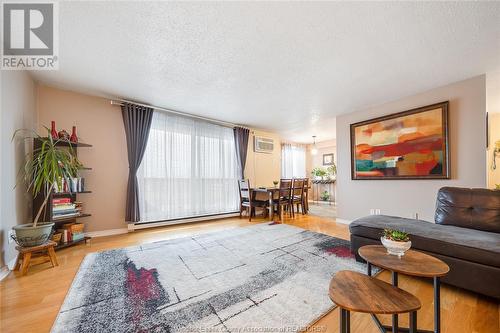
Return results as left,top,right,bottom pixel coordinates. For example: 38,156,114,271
359,245,450,333
329,270,421,333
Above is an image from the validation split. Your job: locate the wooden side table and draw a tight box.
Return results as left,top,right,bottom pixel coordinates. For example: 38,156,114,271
329,270,421,333
14,241,59,276
359,245,449,333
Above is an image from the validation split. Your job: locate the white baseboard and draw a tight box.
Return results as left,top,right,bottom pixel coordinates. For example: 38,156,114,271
0,257,19,280
308,200,336,206
84,228,129,238
335,218,352,225
0,265,10,281
8,257,17,270
131,213,240,231
85,213,240,235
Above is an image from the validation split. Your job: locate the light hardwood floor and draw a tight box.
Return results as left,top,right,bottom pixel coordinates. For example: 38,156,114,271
1,214,498,333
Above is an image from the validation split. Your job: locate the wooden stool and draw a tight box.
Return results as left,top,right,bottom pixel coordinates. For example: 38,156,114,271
14,241,58,276
329,270,421,333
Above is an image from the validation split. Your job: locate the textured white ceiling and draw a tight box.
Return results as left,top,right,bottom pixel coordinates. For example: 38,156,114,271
30,2,500,143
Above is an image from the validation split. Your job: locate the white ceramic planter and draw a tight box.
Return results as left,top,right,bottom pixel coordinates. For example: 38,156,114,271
13,222,54,247
380,236,411,257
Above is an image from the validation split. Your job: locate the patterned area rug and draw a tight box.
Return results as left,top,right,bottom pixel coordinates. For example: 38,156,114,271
52,223,373,333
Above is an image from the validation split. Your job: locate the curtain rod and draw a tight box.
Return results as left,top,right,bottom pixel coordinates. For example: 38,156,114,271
110,99,243,129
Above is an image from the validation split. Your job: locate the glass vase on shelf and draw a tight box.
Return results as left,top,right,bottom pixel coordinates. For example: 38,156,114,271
70,126,78,143
50,121,58,139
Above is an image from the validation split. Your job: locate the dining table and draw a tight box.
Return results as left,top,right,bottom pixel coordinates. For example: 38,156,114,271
251,185,310,222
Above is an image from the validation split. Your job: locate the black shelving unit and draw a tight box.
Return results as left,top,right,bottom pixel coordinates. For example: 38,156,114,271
33,138,93,250
54,236,91,250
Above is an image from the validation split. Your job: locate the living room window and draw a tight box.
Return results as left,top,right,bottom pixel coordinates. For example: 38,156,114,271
137,111,239,222
281,143,306,178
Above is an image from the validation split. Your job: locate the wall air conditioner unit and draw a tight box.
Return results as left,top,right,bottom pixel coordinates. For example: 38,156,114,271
254,136,274,153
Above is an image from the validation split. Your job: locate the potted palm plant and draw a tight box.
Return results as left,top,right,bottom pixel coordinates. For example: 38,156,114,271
12,129,81,247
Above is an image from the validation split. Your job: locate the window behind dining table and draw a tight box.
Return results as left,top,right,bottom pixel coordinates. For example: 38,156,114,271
281,143,306,178
137,111,239,222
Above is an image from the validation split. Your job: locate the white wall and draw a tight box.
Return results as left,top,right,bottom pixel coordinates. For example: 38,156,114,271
336,75,487,222
0,71,37,268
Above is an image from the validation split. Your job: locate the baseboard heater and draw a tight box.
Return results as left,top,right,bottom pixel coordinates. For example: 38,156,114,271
129,212,240,231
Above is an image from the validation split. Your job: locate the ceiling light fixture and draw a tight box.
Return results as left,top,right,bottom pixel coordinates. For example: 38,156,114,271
311,136,318,155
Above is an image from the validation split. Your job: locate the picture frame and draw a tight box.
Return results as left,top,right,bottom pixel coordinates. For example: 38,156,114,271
323,153,334,166
350,101,449,180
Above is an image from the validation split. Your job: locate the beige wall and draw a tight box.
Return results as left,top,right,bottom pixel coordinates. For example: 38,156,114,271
336,75,487,222
306,139,337,177
37,85,129,233
488,113,500,188
1,71,37,268
244,129,281,187
306,140,337,201
37,86,283,232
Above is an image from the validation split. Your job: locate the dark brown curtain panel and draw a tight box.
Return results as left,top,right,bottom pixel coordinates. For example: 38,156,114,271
233,127,250,179
121,103,154,222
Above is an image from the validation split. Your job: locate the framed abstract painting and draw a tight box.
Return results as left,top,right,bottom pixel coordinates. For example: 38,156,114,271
350,101,450,180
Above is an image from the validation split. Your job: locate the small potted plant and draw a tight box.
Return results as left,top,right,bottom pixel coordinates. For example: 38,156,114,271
326,164,337,180
381,229,411,257
311,167,327,180
12,128,81,247
320,190,330,201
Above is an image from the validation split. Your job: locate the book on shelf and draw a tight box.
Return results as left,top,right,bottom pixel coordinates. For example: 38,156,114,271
53,204,76,211
58,229,70,243
52,177,86,193
72,233,85,241
53,209,78,215
53,198,71,205
52,198,83,219
53,212,80,220
58,223,85,243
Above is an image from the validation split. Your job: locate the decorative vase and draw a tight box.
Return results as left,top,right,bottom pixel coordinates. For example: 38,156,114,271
381,237,412,257
70,126,78,142
50,121,58,139
58,129,70,140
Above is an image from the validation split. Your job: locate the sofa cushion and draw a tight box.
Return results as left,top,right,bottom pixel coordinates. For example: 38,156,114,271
435,187,500,233
349,215,500,268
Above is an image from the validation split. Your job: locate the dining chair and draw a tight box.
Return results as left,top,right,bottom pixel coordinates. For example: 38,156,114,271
291,178,306,217
302,178,309,214
237,179,269,221
273,179,293,221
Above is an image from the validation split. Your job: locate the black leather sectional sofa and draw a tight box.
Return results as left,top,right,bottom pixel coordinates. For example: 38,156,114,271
349,187,500,299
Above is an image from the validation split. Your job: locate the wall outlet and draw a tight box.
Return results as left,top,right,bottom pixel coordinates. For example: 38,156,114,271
8,230,15,244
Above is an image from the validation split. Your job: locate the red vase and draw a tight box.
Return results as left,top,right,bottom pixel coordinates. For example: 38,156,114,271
50,121,58,139
70,126,78,143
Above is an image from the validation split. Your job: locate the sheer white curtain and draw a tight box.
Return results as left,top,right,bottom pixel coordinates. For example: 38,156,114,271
281,143,306,178
137,111,239,222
